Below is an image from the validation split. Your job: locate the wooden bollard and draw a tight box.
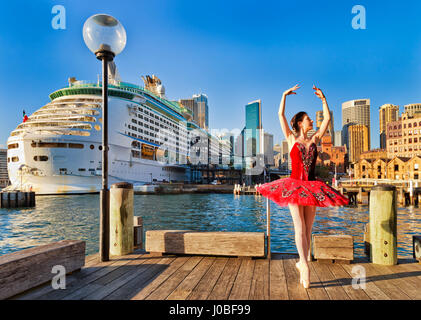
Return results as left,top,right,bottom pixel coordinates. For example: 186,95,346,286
134,216,143,249
413,236,421,263
363,223,370,256
369,185,397,265
109,182,134,256
357,187,363,204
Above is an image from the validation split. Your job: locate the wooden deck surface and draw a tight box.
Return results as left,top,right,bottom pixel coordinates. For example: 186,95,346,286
11,250,421,300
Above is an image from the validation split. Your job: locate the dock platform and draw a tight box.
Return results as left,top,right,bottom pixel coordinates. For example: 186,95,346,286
10,250,421,300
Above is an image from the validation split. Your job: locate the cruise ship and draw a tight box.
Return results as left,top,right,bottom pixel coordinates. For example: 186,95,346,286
6,66,230,194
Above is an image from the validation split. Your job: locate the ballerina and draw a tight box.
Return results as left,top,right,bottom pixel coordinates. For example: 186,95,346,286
256,84,349,289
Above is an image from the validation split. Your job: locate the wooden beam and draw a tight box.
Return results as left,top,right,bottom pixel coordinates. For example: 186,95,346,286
145,230,265,258
0,240,85,300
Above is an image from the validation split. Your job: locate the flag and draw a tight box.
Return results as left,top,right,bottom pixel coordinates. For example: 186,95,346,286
23,110,28,123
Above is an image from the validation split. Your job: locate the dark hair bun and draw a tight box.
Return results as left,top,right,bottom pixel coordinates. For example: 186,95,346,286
291,111,307,132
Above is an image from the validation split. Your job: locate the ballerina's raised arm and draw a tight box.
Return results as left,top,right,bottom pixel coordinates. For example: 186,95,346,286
278,84,300,143
310,85,331,145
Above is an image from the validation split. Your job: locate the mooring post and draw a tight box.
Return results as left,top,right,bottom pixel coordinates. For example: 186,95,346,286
369,185,397,265
266,198,271,260
109,182,134,256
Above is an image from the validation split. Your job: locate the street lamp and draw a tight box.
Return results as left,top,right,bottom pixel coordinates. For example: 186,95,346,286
83,14,126,262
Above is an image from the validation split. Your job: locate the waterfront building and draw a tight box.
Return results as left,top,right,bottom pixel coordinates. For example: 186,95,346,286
348,124,369,163
379,104,399,149
316,135,348,173
263,132,274,166
360,148,388,160
386,112,421,159
404,103,421,117
342,99,371,149
353,155,421,180
0,149,8,188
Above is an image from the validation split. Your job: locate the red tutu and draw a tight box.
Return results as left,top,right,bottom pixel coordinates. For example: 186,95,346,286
256,141,349,207
256,177,349,207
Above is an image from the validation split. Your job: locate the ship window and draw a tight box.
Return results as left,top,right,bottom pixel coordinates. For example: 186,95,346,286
99,146,103,150
69,143,84,149
8,143,19,149
78,168,86,172
90,144,94,150
7,157,10,162
34,156,48,161
32,142,67,148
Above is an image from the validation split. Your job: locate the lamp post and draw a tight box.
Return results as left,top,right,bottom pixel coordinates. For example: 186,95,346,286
83,14,126,262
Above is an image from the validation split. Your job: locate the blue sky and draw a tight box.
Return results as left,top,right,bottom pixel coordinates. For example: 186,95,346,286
1,0,421,149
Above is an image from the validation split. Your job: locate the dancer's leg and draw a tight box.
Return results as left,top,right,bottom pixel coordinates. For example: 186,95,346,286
303,206,317,261
288,204,308,264
289,204,310,288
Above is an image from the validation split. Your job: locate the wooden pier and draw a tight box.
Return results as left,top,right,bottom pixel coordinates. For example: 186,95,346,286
10,250,421,300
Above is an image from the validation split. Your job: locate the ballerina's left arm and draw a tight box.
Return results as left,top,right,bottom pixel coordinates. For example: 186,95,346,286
311,85,331,144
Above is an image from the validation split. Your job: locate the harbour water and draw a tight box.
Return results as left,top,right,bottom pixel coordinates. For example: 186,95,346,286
0,193,420,258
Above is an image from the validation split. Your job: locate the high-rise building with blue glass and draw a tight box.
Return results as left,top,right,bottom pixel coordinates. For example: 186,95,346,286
244,100,263,158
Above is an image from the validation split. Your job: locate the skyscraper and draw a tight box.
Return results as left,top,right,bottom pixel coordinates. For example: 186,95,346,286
0,149,8,188
244,100,263,158
179,94,209,129
342,99,371,149
379,104,399,149
192,94,209,130
348,124,369,163
263,132,274,166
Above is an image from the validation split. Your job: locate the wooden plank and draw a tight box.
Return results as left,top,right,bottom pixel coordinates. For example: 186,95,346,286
361,263,411,300
11,252,128,300
0,240,85,300
81,256,171,300
207,258,242,300
313,235,353,261
36,252,146,300
327,263,371,300
167,257,216,300
145,230,265,257
282,255,309,300
384,262,421,299
269,255,289,300
311,261,350,300
341,262,391,300
306,262,330,300
248,258,269,300
145,256,203,300
106,256,184,300
373,263,420,300
187,258,228,300
228,258,256,300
